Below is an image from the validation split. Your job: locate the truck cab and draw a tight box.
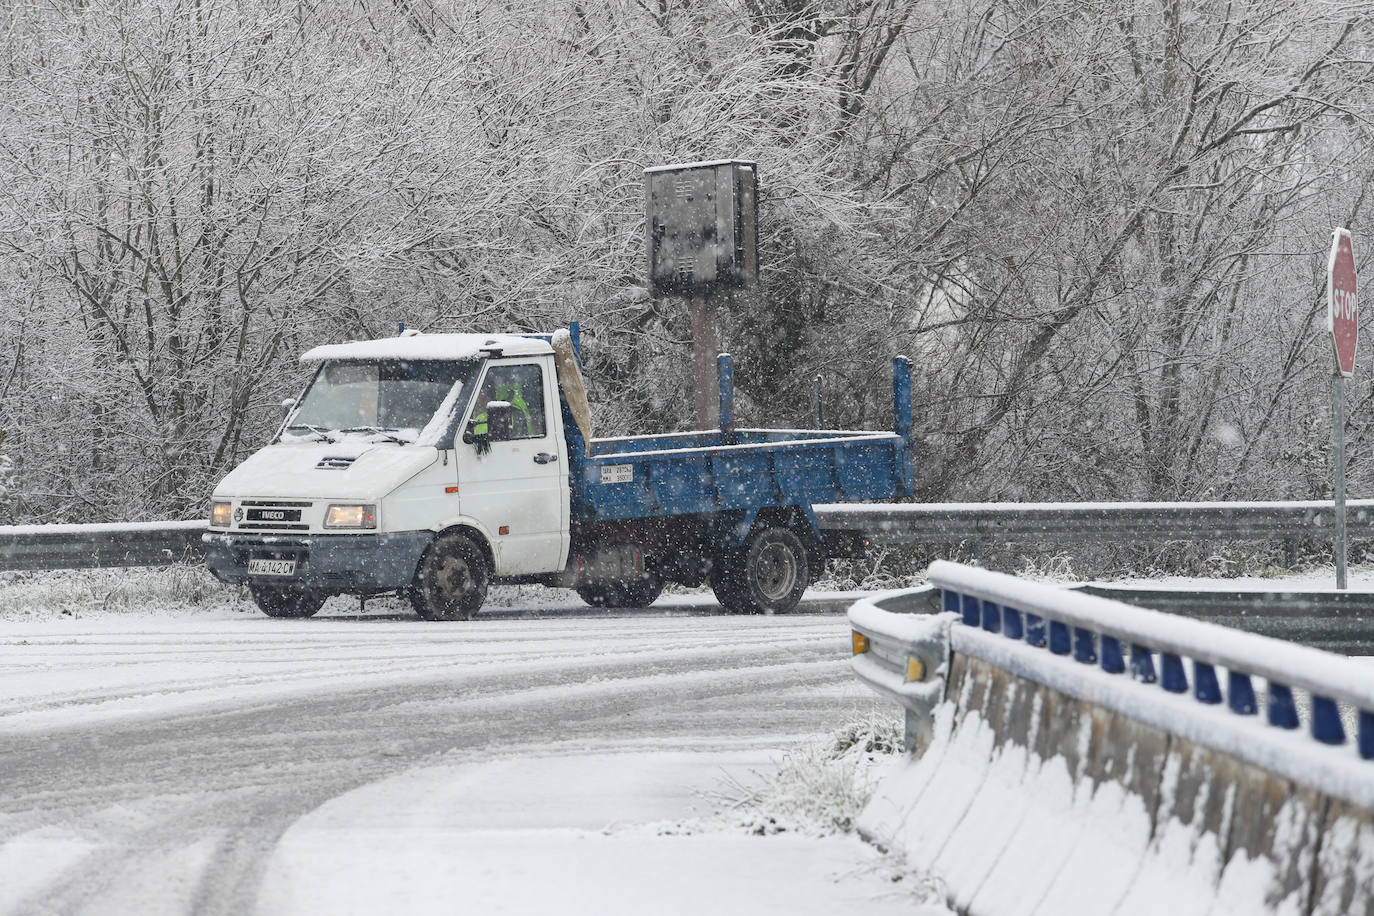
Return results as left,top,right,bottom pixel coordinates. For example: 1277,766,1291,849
205,331,573,619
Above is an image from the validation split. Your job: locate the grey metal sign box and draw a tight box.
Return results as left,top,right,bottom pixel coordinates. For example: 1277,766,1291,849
645,159,758,296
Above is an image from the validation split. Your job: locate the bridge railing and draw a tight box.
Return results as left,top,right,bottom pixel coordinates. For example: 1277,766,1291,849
928,562,1374,799
850,562,1374,913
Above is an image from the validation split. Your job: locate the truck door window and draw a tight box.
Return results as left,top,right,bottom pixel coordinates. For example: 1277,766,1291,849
479,364,546,441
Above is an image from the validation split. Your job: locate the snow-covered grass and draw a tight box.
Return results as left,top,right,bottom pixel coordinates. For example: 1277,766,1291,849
0,564,249,619
726,712,905,837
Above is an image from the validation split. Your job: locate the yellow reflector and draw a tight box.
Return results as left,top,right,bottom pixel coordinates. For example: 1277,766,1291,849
905,657,926,683
851,631,868,655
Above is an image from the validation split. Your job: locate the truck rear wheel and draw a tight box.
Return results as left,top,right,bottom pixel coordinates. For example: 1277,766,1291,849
710,527,810,615
411,532,489,621
576,571,663,609
250,584,326,618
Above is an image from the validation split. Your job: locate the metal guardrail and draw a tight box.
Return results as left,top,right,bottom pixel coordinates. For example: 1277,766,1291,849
816,499,1374,543
1077,585,1374,656
0,521,206,571
2,499,1369,573
850,562,1374,809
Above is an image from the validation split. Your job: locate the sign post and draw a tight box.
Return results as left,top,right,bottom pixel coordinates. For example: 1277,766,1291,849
1328,228,1358,589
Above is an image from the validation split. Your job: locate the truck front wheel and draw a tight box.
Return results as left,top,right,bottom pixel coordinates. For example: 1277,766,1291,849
711,527,810,615
250,584,326,618
411,532,489,621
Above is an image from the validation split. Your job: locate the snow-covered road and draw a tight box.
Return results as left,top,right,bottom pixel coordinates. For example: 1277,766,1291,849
0,597,927,914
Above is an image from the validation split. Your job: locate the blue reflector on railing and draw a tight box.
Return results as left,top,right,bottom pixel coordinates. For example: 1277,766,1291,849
1312,696,1346,745
1228,672,1257,715
1130,644,1156,684
1100,636,1125,674
1003,607,1024,640
1026,614,1046,648
943,589,959,616
961,593,980,627
1072,627,1096,664
1361,711,1374,760
1049,620,1071,655
1161,653,1187,694
982,600,1002,634
1269,684,1300,729
1194,662,1222,704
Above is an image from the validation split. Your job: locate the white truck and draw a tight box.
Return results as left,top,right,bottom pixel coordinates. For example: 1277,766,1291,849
204,327,914,619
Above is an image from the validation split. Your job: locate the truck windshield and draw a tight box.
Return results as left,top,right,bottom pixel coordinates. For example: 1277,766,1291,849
286,360,476,442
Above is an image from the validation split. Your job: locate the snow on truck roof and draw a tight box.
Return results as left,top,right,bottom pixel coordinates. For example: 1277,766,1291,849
301,332,553,363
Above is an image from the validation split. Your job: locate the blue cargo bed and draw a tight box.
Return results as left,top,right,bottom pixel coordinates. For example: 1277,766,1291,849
572,428,914,522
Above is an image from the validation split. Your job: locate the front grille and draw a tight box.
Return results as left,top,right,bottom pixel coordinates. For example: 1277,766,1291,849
247,507,302,524
237,499,314,532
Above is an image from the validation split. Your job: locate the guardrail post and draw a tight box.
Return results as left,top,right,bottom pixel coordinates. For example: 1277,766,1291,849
1312,696,1346,745
1129,644,1156,683
981,600,1002,633
960,593,979,627
1003,606,1024,640
1072,627,1097,664
1100,636,1125,673
1161,653,1188,693
1268,683,1300,729
1228,672,1257,715
1193,662,1222,704
1049,620,1071,655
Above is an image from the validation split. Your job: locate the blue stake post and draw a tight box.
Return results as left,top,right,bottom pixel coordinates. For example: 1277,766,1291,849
718,353,734,441
892,356,912,446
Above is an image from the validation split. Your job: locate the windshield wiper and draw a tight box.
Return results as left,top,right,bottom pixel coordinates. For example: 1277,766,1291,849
285,423,337,443
338,426,410,444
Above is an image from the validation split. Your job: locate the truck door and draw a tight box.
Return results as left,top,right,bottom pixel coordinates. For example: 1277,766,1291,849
455,358,569,575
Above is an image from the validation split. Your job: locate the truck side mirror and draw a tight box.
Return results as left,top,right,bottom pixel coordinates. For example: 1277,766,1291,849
280,398,296,422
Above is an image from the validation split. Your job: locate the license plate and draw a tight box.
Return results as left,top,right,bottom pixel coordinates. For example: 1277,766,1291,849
248,558,296,577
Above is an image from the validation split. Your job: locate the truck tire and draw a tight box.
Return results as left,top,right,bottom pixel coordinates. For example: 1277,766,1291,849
576,571,664,609
410,532,489,621
710,527,810,615
250,584,326,618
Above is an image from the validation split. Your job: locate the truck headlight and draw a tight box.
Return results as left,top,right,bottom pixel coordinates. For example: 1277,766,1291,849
210,501,232,528
325,504,377,529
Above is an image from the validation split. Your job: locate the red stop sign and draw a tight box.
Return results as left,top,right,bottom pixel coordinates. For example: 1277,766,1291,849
1329,228,1358,376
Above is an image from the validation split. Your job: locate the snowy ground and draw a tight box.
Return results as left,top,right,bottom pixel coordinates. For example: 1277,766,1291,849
4,561,1369,915
0,570,949,915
